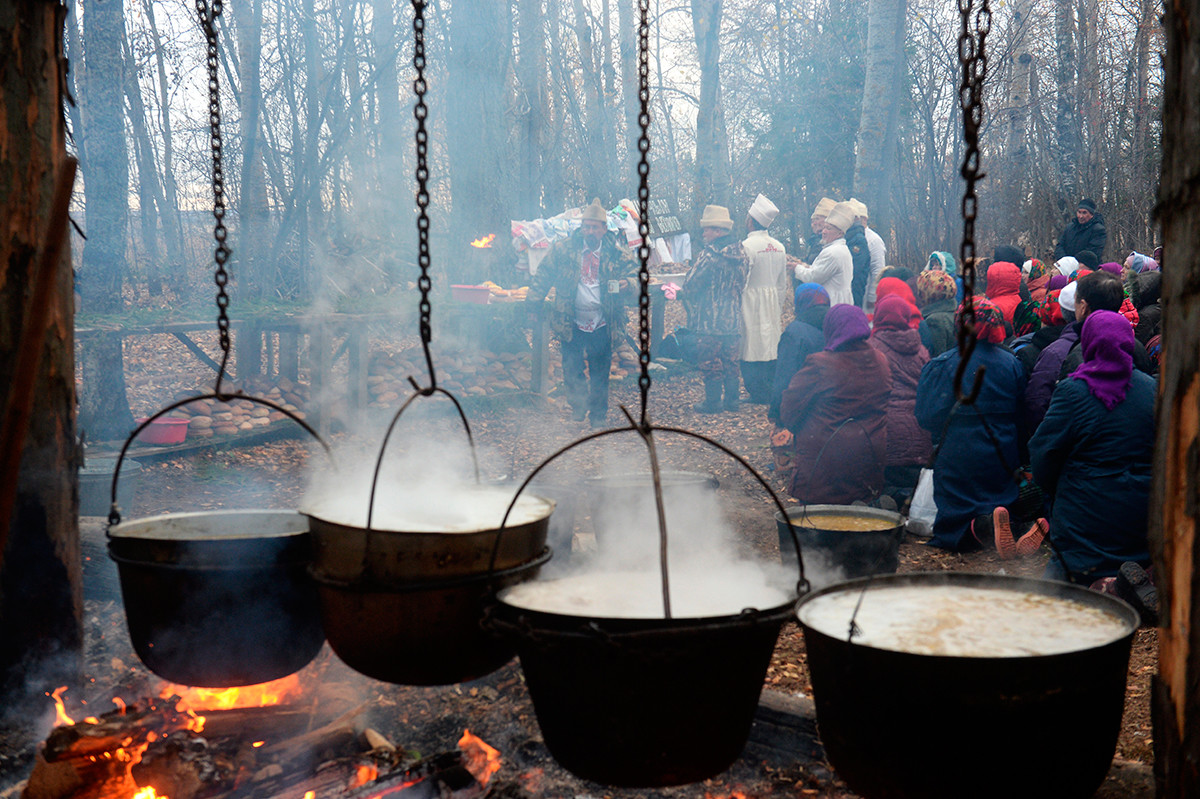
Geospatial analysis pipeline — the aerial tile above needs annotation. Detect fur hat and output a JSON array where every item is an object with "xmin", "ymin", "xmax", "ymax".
[
  {"xmin": 582, "ymin": 197, "xmax": 607, "ymax": 223},
  {"xmin": 748, "ymin": 194, "xmax": 780, "ymax": 227},
  {"xmin": 699, "ymin": 204, "xmax": 734, "ymax": 230},
  {"xmin": 824, "ymin": 202, "xmax": 856, "ymax": 233},
  {"xmin": 811, "ymin": 197, "xmax": 837, "ymax": 219},
  {"xmin": 847, "ymin": 198, "xmax": 869, "ymax": 219}
]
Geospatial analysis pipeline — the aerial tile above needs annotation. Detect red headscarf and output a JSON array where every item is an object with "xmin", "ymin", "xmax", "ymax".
[
  {"xmin": 874, "ymin": 277, "xmax": 922, "ymax": 329},
  {"xmin": 984, "ymin": 261, "xmax": 1022, "ymax": 324},
  {"xmin": 871, "ymin": 295, "xmax": 913, "ymax": 333},
  {"xmin": 956, "ymin": 296, "xmax": 1007, "ymax": 344}
]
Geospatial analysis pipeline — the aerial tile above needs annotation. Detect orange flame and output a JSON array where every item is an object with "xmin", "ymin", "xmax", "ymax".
[
  {"xmin": 48, "ymin": 686, "xmax": 74, "ymax": 726},
  {"xmin": 161, "ymin": 674, "xmax": 303, "ymax": 711},
  {"xmin": 458, "ymin": 729, "xmax": 501, "ymax": 785},
  {"xmin": 304, "ymin": 793, "xmax": 315, "ymax": 799},
  {"xmin": 133, "ymin": 786, "xmax": 166, "ymax": 799},
  {"xmin": 470, "ymin": 234, "xmax": 496, "ymax": 248},
  {"xmin": 351, "ymin": 763, "xmax": 379, "ymax": 788}
]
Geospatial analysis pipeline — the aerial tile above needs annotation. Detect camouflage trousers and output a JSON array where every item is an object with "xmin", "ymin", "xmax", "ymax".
[{"xmin": 695, "ymin": 333, "xmax": 740, "ymax": 379}]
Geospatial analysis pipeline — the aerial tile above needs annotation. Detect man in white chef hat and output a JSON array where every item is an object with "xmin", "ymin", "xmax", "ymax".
[{"xmin": 739, "ymin": 194, "xmax": 790, "ymax": 405}]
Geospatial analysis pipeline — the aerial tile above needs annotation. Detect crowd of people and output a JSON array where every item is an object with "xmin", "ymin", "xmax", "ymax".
[{"xmin": 528, "ymin": 193, "xmax": 1161, "ymax": 620}]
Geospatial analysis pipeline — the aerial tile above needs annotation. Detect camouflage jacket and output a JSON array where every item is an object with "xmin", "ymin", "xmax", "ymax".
[
  {"xmin": 682, "ymin": 234, "xmax": 750, "ymax": 336},
  {"xmin": 526, "ymin": 228, "xmax": 639, "ymax": 343}
]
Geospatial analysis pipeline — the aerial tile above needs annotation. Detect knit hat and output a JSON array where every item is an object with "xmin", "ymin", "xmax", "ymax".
[
  {"xmin": 823, "ymin": 304, "xmax": 871, "ymax": 351},
  {"xmin": 1058, "ymin": 281, "xmax": 1079, "ymax": 314},
  {"xmin": 748, "ymin": 194, "xmax": 779, "ymax": 227},
  {"xmin": 794, "ymin": 282, "xmax": 830, "ymax": 312},
  {"xmin": 1076, "ymin": 249, "xmax": 1100, "ymax": 271},
  {"xmin": 1098, "ymin": 262, "xmax": 1123, "ymax": 276},
  {"xmin": 917, "ymin": 269, "xmax": 958, "ymax": 305},
  {"xmin": 956, "ymin": 296, "xmax": 1007, "ymax": 344},
  {"xmin": 847, "ymin": 198, "xmax": 869, "ymax": 219},
  {"xmin": 699, "ymin": 204, "xmax": 734, "ymax": 230},
  {"xmin": 811, "ymin": 197, "xmax": 837, "ymax": 219},
  {"xmin": 825, "ymin": 202, "xmax": 856, "ymax": 233},
  {"xmin": 993, "ymin": 245, "xmax": 1025, "ymax": 266},
  {"xmin": 1078, "ymin": 198, "xmax": 1098, "ymax": 213},
  {"xmin": 582, "ymin": 197, "xmax": 607, "ymax": 223},
  {"xmin": 1055, "ymin": 256, "xmax": 1080, "ymax": 278},
  {"xmin": 1047, "ymin": 274, "xmax": 1069, "ymax": 292}
]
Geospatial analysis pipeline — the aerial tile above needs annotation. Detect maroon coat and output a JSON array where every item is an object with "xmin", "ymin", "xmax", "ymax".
[
  {"xmin": 870, "ymin": 327, "xmax": 933, "ymax": 467},
  {"xmin": 780, "ymin": 342, "xmax": 891, "ymax": 504}
]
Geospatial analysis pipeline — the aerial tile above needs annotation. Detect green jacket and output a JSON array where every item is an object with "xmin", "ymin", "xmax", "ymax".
[{"xmin": 527, "ymin": 228, "xmax": 639, "ymax": 343}]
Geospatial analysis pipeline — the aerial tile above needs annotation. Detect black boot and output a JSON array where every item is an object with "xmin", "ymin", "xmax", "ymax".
[
  {"xmin": 693, "ymin": 377, "xmax": 722, "ymax": 413},
  {"xmin": 723, "ymin": 372, "xmax": 742, "ymax": 411}
]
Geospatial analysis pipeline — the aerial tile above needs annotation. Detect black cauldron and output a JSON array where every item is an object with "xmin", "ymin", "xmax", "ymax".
[
  {"xmin": 774, "ymin": 504, "xmax": 905, "ymax": 588},
  {"xmin": 488, "ymin": 595, "xmax": 794, "ymax": 787},
  {"xmin": 107, "ymin": 510, "xmax": 324, "ymax": 687},
  {"xmin": 795, "ymin": 572, "xmax": 1139, "ymax": 799}
]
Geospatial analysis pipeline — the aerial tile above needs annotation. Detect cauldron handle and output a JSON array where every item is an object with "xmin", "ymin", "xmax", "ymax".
[
  {"xmin": 492, "ymin": 408, "xmax": 811, "ymax": 612},
  {"xmin": 361, "ymin": 383, "xmax": 480, "ymax": 578},
  {"xmin": 107, "ymin": 393, "xmax": 333, "ymax": 528}
]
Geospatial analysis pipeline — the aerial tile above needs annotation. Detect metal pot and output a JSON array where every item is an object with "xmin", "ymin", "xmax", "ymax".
[
  {"xmin": 79, "ymin": 457, "xmax": 141, "ymax": 516},
  {"xmin": 487, "ymin": 595, "xmax": 794, "ymax": 787},
  {"xmin": 585, "ymin": 470, "xmax": 719, "ymax": 548},
  {"xmin": 305, "ymin": 492, "xmax": 554, "ymax": 685},
  {"xmin": 313, "ymin": 548, "xmax": 550, "ymax": 685},
  {"xmin": 795, "ymin": 572, "xmax": 1139, "ymax": 799},
  {"xmin": 107, "ymin": 510, "xmax": 325, "ymax": 687},
  {"xmin": 774, "ymin": 505, "xmax": 905, "ymax": 589}
]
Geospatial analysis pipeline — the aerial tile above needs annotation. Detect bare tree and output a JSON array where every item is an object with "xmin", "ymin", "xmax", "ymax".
[
  {"xmin": 853, "ymin": 0, "xmax": 907, "ymax": 230},
  {"xmin": 690, "ymin": 0, "xmax": 731, "ymax": 212}
]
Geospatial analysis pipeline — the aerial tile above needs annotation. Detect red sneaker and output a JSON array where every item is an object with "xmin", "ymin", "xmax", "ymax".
[
  {"xmin": 1016, "ymin": 518, "xmax": 1049, "ymax": 556},
  {"xmin": 993, "ymin": 507, "xmax": 1016, "ymax": 560}
]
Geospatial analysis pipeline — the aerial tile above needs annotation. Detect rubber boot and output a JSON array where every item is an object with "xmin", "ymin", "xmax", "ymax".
[
  {"xmin": 723, "ymin": 371, "xmax": 742, "ymax": 411},
  {"xmin": 693, "ymin": 376, "xmax": 722, "ymax": 413}
]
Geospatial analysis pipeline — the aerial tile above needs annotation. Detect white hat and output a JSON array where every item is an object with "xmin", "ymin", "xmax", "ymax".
[
  {"xmin": 1059, "ymin": 281, "xmax": 1078, "ymax": 314},
  {"xmin": 748, "ymin": 193, "xmax": 779, "ymax": 227},
  {"xmin": 1055, "ymin": 256, "xmax": 1080, "ymax": 277},
  {"xmin": 825, "ymin": 202, "xmax": 856, "ymax": 233},
  {"xmin": 847, "ymin": 198, "xmax": 869, "ymax": 219},
  {"xmin": 1021, "ymin": 259, "xmax": 1034, "ymax": 277}
]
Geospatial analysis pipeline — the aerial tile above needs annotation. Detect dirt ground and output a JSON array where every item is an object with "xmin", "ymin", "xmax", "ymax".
[{"xmin": 65, "ymin": 331, "xmax": 1155, "ymax": 794}]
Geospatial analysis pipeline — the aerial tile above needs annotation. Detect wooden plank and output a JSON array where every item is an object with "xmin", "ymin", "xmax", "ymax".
[{"xmin": 171, "ymin": 331, "xmax": 226, "ymax": 377}]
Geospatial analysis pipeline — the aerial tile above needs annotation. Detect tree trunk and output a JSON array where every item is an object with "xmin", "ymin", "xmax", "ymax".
[
  {"xmin": 998, "ymin": 0, "xmax": 1033, "ymax": 245},
  {"xmin": 76, "ymin": 0, "xmax": 135, "ymax": 440},
  {"xmin": 571, "ymin": 0, "xmax": 615, "ymax": 198},
  {"xmin": 0, "ymin": 0, "xmax": 83, "ymax": 722},
  {"xmin": 516, "ymin": 0, "xmax": 548, "ymax": 218},
  {"xmin": 122, "ymin": 30, "xmax": 165, "ymax": 297},
  {"xmin": 691, "ymin": 0, "xmax": 731, "ymax": 215},
  {"xmin": 1053, "ymin": 0, "xmax": 1079, "ymax": 203},
  {"xmin": 142, "ymin": 0, "xmax": 187, "ymax": 297},
  {"xmin": 852, "ymin": 0, "xmax": 906, "ymax": 229},
  {"xmin": 1152, "ymin": 0, "xmax": 1200, "ymax": 793},
  {"xmin": 372, "ymin": 0, "xmax": 406, "ymax": 287},
  {"xmin": 233, "ymin": 0, "xmax": 267, "ymax": 374},
  {"xmin": 618, "ymin": 0, "xmax": 640, "ymax": 194},
  {"xmin": 446, "ymin": 0, "xmax": 513, "ymax": 283}
]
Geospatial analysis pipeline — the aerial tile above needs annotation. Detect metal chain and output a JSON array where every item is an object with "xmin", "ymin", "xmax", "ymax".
[
  {"xmin": 411, "ymin": 0, "xmax": 436, "ymax": 391},
  {"xmin": 635, "ymin": 0, "xmax": 652, "ymax": 427},
  {"xmin": 953, "ymin": 0, "xmax": 991, "ymax": 404},
  {"xmin": 196, "ymin": 0, "xmax": 232, "ymax": 395}
]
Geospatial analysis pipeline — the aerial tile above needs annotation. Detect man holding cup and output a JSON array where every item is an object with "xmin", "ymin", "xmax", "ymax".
[{"xmin": 528, "ymin": 198, "xmax": 639, "ymax": 429}]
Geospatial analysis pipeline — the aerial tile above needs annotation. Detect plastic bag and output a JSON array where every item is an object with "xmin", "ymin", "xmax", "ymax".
[{"xmin": 908, "ymin": 468, "xmax": 937, "ymax": 536}]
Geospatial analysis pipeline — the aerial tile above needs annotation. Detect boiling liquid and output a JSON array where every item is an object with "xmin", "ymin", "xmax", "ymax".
[
  {"xmin": 303, "ymin": 487, "xmax": 551, "ymax": 532},
  {"xmin": 501, "ymin": 567, "xmax": 793, "ymax": 619},
  {"xmin": 798, "ymin": 584, "xmax": 1131, "ymax": 657},
  {"xmin": 789, "ymin": 513, "xmax": 897, "ymax": 531}
]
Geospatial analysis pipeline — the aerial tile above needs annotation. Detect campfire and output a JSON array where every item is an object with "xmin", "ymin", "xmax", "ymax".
[
  {"xmin": 24, "ymin": 674, "xmax": 500, "ymax": 799},
  {"xmin": 468, "ymin": 234, "xmax": 496, "ymax": 248}
]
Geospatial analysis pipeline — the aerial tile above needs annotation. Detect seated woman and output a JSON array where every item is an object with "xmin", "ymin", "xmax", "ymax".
[
  {"xmin": 870, "ymin": 296, "xmax": 932, "ymax": 502},
  {"xmin": 1029, "ymin": 310, "xmax": 1155, "ymax": 584},
  {"xmin": 780, "ymin": 304, "xmax": 891, "ymax": 504},
  {"xmin": 915, "ymin": 297, "xmax": 1028, "ymax": 552},
  {"xmin": 768, "ymin": 284, "xmax": 830, "ymax": 484}
]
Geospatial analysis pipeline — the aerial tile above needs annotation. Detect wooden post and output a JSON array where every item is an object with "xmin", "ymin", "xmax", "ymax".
[{"xmin": 1151, "ymin": 0, "xmax": 1200, "ymax": 793}]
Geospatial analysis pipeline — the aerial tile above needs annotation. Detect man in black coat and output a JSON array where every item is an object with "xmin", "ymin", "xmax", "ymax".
[{"xmin": 1054, "ymin": 197, "xmax": 1107, "ymax": 260}]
